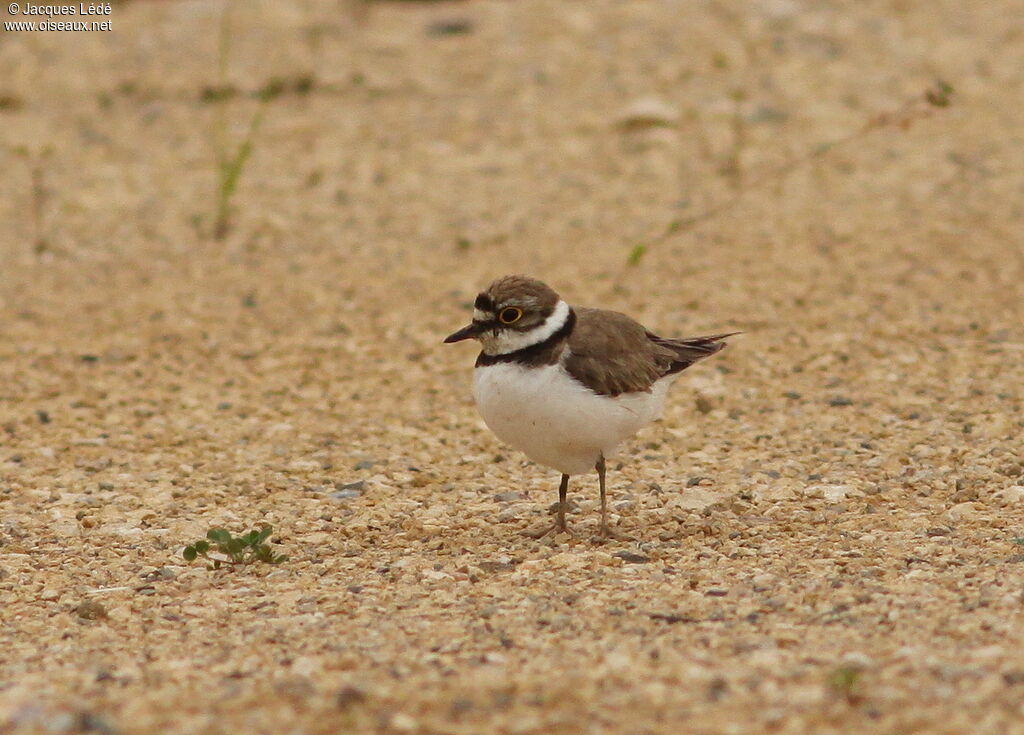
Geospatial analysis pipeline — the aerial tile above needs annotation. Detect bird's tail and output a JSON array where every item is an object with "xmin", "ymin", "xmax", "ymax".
[{"xmin": 649, "ymin": 331, "xmax": 739, "ymax": 375}]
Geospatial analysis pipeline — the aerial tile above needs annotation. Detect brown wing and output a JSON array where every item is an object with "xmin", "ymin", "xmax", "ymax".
[
  {"xmin": 647, "ymin": 332, "xmax": 739, "ymax": 375},
  {"xmin": 564, "ymin": 308, "xmax": 677, "ymax": 396},
  {"xmin": 564, "ymin": 308, "xmax": 735, "ymax": 396}
]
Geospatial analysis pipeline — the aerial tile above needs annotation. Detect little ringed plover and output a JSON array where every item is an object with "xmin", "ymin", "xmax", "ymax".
[{"xmin": 445, "ymin": 275, "xmax": 735, "ymax": 538}]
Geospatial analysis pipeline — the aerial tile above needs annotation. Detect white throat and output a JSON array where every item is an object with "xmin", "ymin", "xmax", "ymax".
[{"xmin": 479, "ymin": 299, "xmax": 571, "ymax": 356}]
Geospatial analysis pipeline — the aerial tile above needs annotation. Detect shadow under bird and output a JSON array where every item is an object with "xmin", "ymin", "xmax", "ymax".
[{"xmin": 445, "ymin": 275, "xmax": 737, "ymax": 538}]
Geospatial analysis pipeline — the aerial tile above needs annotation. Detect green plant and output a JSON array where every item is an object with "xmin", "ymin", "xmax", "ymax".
[
  {"xmin": 827, "ymin": 665, "xmax": 864, "ymax": 703},
  {"xmin": 719, "ymin": 87, "xmax": 748, "ymax": 186},
  {"xmin": 624, "ymin": 79, "xmax": 955, "ymax": 265},
  {"xmin": 626, "ymin": 243, "xmax": 647, "ymax": 266},
  {"xmin": 183, "ymin": 525, "xmax": 287, "ymax": 569},
  {"xmin": 11, "ymin": 145, "xmax": 55, "ymax": 253},
  {"xmin": 925, "ymin": 80, "xmax": 954, "ymax": 108},
  {"xmin": 208, "ymin": 2, "xmax": 269, "ymax": 240}
]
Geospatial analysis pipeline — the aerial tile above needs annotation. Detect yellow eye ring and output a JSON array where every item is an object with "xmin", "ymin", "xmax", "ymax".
[{"xmin": 498, "ymin": 307, "xmax": 523, "ymax": 324}]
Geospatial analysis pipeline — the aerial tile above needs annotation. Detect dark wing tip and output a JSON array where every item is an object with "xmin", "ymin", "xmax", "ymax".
[
  {"xmin": 691, "ymin": 331, "xmax": 742, "ymax": 344},
  {"xmin": 654, "ymin": 331, "xmax": 739, "ymax": 376},
  {"xmin": 654, "ymin": 331, "xmax": 740, "ymax": 351}
]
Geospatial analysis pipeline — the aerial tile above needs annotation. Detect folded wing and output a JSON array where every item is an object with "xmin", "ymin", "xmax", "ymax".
[
  {"xmin": 648, "ymin": 332, "xmax": 739, "ymax": 376},
  {"xmin": 564, "ymin": 308, "xmax": 736, "ymax": 397}
]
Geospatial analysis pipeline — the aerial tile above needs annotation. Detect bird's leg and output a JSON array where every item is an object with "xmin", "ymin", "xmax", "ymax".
[
  {"xmin": 555, "ymin": 473, "xmax": 570, "ymax": 533},
  {"xmin": 596, "ymin": 455, "xmax": 610, "ymax": 537},
  {"xmin": 595, "ymin": 456, "xmax": 632, "ymax": 541},
  {"xmin": 525, "ymin": 473, "xmax": 572, "ymax": 538}
]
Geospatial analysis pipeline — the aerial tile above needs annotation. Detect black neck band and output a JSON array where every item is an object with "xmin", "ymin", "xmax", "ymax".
[{"xmin": 476, "ymin": 308, "xmax": 576, "ymax": 367}]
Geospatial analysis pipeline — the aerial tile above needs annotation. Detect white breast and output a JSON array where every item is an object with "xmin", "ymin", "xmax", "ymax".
[{"xmin": 472, "ymin": 362, "xmax": 674, "ymax": 475}]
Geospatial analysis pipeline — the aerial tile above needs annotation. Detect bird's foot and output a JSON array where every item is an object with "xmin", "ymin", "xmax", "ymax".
[
  {"xmin": 594, "ymin": 522, "xmax": 633, "ymax": 542},
  {"xmin": 524, "ymin": 520, "xmax": 573, "ymax": 540}
]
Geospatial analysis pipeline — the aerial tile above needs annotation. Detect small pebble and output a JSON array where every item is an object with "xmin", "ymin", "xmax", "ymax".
[
  {"xmin": 75, "ymin": 600, "xmax": 108, "ymax": 621},
  {"xmin": 613, "ymin": 551, "xmax": 649, "ymax": 564},
  {"xmin": 427, "ymin": 18, "xmax": 474, "ymax": 36},
  {"xmin": 615, "ymin": 96, "xmax": 677, "ymax": 130}
]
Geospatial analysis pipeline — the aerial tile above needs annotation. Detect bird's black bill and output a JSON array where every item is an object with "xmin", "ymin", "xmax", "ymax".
[{"xmin": 444, "ymin": 322, "xmax": 484, "ymax": 344}]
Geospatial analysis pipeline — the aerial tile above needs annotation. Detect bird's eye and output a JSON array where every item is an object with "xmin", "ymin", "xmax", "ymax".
[{"xmin": 498, "ymin": 307, "xmax": 523, "ymax": 324}]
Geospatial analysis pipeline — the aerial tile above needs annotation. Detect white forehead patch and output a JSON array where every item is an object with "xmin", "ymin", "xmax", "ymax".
[
  {"xmin": 473, "ymin": 308, "xmax": 492, "ymax": 322},
  {"xmin": 478, "ymin": 300, "xmax": 570, "ymax": 356}
]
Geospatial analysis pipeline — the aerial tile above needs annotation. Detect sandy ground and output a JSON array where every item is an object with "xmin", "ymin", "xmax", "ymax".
[{"xmin": 2, "ymin": 0, "xmax": 1024, "ymax": 733}]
